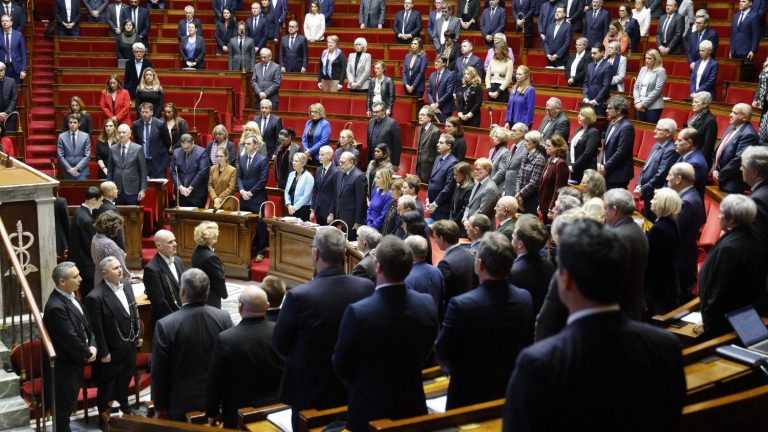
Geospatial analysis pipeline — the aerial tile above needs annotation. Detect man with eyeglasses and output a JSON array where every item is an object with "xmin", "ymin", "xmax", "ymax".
[
  {"xmin": 711, "ymin": 103, "xmax": 758, "ymax": 193},
  {"xmin": 634, "ymin": 118, "xmax": 679, "ymax": 220},
  {"xmin": 686, "ymin": 12, "xmax": 719, "ymax": 69}
]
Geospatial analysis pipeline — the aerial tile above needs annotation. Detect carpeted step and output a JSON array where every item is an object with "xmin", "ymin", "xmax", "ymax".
[
  {"xmin": 30, "ymin": 107, "xmax": 55, "ymax": 115},
  {"xmin": 31, "ymin": 97, "xmax": 51, "ymax": 105},
  {"xmin": 26, "ymin": 145, "xmax": 57, "ymax": 154},
  {"xmin": 250, "ymin": 259, "xmax": 270, "ymax": 282}
]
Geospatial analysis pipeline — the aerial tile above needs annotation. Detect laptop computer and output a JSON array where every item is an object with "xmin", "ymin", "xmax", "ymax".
[{"xmin": 726, "ymin": 306, "xmax": 768, "ymax": 355}]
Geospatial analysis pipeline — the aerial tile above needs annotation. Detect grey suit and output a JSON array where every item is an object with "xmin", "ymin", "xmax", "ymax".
[
  {"xmin": 632, "ymin": 66, "xmax": 667, "ymax": 110},
  {"xmin": 346, "ymin": 52, "xmax": 372, "ymax": 90},
  {"xmin": 432, "ymin": 15, "xmax": 461, "ymax": 49},
  {"xmin": 84, "ymin": 0, "xmax": 107, "ymax": 21},
  {"xmin": 463, "ymin": 178, "xmax": 500, "ymax": 222},
  {"xmin": 415, "ymin": 124, "xmax": 441, "ymax": 181},
  {"xmin": 107, "ymin": 143, "xmax": 148, "ymax": 204},
  {"xmin": 503, "ymin": 141, "xmax": 527, "ymax": 196},
  {"xmin": 490, "ymin": 145, "xmax": 510, "ymax": 187},
  {"xmin": 359, "ymin": 0, "xmax": 386, "ymax": 28},
  {"xmin": 227, "ymin": 35, "xmax": 256, "ymax": 72},
  {"xmin": 251, "ymin": 61, "xmax": 282, "ymax": 108},
  {"xmin": 57, "ymin": 130, "xmax": 91, "ymax": 179},
  {"xmin": 539, "ymin": 111, "xmax": 570, "ymax": 142},
  {"xmin": 351, "ymin": 251, "xmax": 376, "ymax": 283}
]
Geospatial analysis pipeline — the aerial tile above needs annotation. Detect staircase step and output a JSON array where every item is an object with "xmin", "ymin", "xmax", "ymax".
[
  {"xmin": 0, "ymin": 370, "xmax": 19, "ymax": 398},
  {"xmin": 31, "ymin": 98, "xmax": 50, "ymax": 105},
  {"xmin": 0, "ymin": 342, "xmax": 8, "ymax": 370},
  {"xmin": 30, "ymin": 107, "xmax": 55, "ymax": 115},
  {"xmin": 0, "ymin": 395, "xmax": 30, "ymax": 430}
]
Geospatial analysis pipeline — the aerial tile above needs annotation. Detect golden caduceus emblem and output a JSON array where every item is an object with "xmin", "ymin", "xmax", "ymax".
[{"xmin": 4, "ymin": 220, "xmax": 38, "ymax": 277}]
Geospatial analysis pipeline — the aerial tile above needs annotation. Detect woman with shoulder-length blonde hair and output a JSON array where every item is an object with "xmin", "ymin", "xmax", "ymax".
[
  {"xmin": 302, "ymin": 103, "xmax": 331, "ymax": 163},
  {"xmin": 633, "ymin": 48, "xmax": 667, "ymax": 123},
  {"xmin": 239, "ymin": 121, "xmax": 266, "ymax": 157},
  {"xmin": 366, "ymin": 167, "xmax": 394, "ymax": 231},
  {"xmin": 100, "ymin": 74, "xmax": 132, "ymax": 126},
  {"xmin": 191, "ymin": 221, "xmax": 229, "ymax": 308},
  {"xmin": 317, "ymin": 35, "xmax": 346, "ymax": 92},
  {"xmin": 207, "ymin": 146, "xmax": 238, "ymax": 211},
  {"xmin": 135, "ymin": 67, "xmax": 164, "ymax": 118},
  {"xmin": 568, "ymin": 106, "xmax": 600, "ymax": 183},
  {"xmin": 62, "ymin": 95, "xmax": 93, "ymax": 134}
]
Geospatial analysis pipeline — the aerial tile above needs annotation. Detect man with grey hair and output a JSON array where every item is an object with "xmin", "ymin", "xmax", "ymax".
[
  {"xmin": 436, "ymin": 231, "xmax": 532, "ymax": 409},
  {"xmin": 466, "ymin": 213, "xmax": 491, "ymax": 251},
  {"xmin": 695, "ymin": 194, "xmax": 767, "ymax": 338},
  {"xmin": 395, "ymin": 194, "xmax": 418, "ymax": 237},
  {"xmin": 152, "ymin": 268, "xmax": 233, "ymax": 421},
  {"xmin": 206, "ymin": 286, "xmax": 284, "ymax": 428},
  {"xmin": 311, "ymin": 145, "xmax": 339, "ymax": 226},
  {"xmin": 503, "ymin": 123, "xmax": 529, "ymax": 196},
  {"xmin": 334, "ymin": 235, "xmax": 438, "ymax": 431},
  {"xmin": 635, "ymin": 118, "xmax": 678, "ymax": 220},
  {"xmin": 712, "ymin": 102, "xmax": 758, "ymax": 193},
  {"xmin": 742, "ymin": 146, "xmax": 768, "ymax": 248},
  {"xmin": 273, "ymin": 226, "xmax": 374, "ymax": 431},
  {"xmin": 367, "ymin": 100, "xmax": 403, "ymax": 168},
  {"xmin": 604, "ymin": 188, "xmax": 648, "ymax": 321},
  {"xmin": 352, "ymin": 225, "xmax": 381, "ymax": 283},
  {"xmin": 666, "ymin": 162, "xmax": 704, "ymax": 301},
  {"xmin": 255, "ymin": 98, "xmax": 283, "ymax": 158},
  {"xmin": 123, "ymin": 41, "xmax": 152, "ymax": 98},
  {"xmin": 404, "ymin": 235, "xmax": 443, "ymax": 310},
  {"xmin": 687, "ymin": 12, "xmax": 719, "ymax": 68},
  {"xmin": 251, "ymin": 47, "xmax": 282, "ymax": 109},
  {"xmin": 44, "ymin": 261, "xmax": 97, "ymax": 432},
  {"xmin": 328, "ymin": 151, "xmax": 367, "ymax": 239},
  {"xmin": 673, "ymin": 127, "xmax": 707, "ymax": 195},
  {"xmin": 539, "ymin": 97, "xmax": 570, "ymax": 141}
]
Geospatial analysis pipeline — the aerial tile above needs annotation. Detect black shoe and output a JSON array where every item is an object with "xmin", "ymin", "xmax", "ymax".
[{"xmin": 120, "ymin": 406, "xmax": 136, "ymax": 416}]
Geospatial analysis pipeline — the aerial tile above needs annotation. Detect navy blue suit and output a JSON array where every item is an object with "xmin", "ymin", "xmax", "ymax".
[
  {"xmin": 687, "ymin": 28, "xmax": 719, "ymax": 64},
  {"xmin": 319, "ymin": 0, "xmax": 333, "ymax": 26},
  {"xmin": 656, "ymin": 13, "xmax": 684, "ymax": 54},
  {"xmin": 624, "ymin": 17, "xmax": 641, "ymax": 51},
  {"xmin": 246, "ymin": 15, "xmax": 271, "ymax": 49},
  {"xmin": 436, "ymin": 279, "xmax": 533, "ymax": 409},
  {"xmin": 730, "ymin": 9, "xmax": 761, "ymax": 59},
  {"xmin": 714, "ymin": 123, "xmax": 758, "ymax": 193},
  {"xmin": 403, "ymin": 53, "xmax": 427, "ymax": 96},
  {"xmin": 427, "ymin": 69, "xmax": 456, "ymax": 122},
  {"xmin": 405, "ymin": 261, "xmax": 444, "ymax": 312},
  {"xmin": 637, "ymin": 140, "xmax": 678, "ymax": 212},
  {"xmin": 334, "ymin": 284, "xmax": 438, "ymax": 432},
  {"xmin": 237, "ymin": 152, "xmax": 268, "ymax": 212},
  {"xmin": 330, "ymin": 168, "xmax": 367, "ymax": 238},
  {"xmin": 480, "ymin": 6, "xmax": 506, "ymax": 46},
  {"xmin": 677, "ymin": 149, "xmax": 708, "ymax": 196},
  {"xmin": 427, "ymin": 153, "xmax": 458, "ymax": 220},
  {"xmin": 583, "ymin": 8, "xmax": 609, "ymax": 47},
  {"xmin": 455, "ymin": 54, "xmax": 485, "ymax": 82},
  {"xmin": 279, "ymin": 33, "xmax": 308, "ymax": 72},
  {"xmin": 537, "ymin": 1, "xmax": 557, "ymax": 38},
  {"xmin": 543, "ymin": 20, "xmax": 571, "ymax": 68},
  {"xmin": 511, "ymin": 0, "xmax": 534, "ymax": 46},
  {"xmin": 601, "ymin": 117, "xmax": 635, "ymax": 188},
  {"xmin": 437, "ymin": 244, "xmax": 475, "ymax": 315},
  {"xmin": 0, "ymin": 30, "xmax": 26, "ymax": 81},
  {"xmin": 170, "ymin": 145, "xmax": 210, "ymax": 207},
  {"xmin": 582, "ymin": 59, "xmax": 612, "ymax": 114},
  {"xmin": 55, "ymin": 0, "xmax": 82, "ymax": 36},
  {"xmin": 690, "ymin": 59, "xmax": 718, "ymax": 100},
  {"xmin": 509, "ymin": 253, "xmax": 554, "ymax": 315},
  {"xmin": 132, "ymin": 118, "xmax": 170, "ymax": 179},
  {"xmin": 675, "ymin": 186, "xmax": 705, "ymax": 298},
  {"xmin": 392, "ymin": 9, "xmax": 422, "ymax": 43},
  {"xmin": 311, "ymin": 163, "xmax": 340, "ymax": 224}
]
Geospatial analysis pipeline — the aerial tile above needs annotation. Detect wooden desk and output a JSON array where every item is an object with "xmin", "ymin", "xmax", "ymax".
[
  {"xmin": 66, "ymin": 205, "xmax": 144, "ymax": 269},
  {"xmin": 266, "ymin": 219, "xmax": 363, "ymax": 287},
  {"xmin": 167, "ymin": 208, "xmax": 259, "ymax": 279}
]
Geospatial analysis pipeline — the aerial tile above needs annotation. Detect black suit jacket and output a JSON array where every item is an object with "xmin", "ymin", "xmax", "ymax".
[
  {"xmin": 367, "ymin": 76, "xmax": 396, "ymax": 113},
  {"xmin": 206, "ymin": 317, "xmax": 284, "ymax": 428},
  {"xmin": 84, "ymin": 280, "xmax": 141, "ymax": 362},
  {"xmin": 436, "ymin": 279, "xmax": 533, "ymax": 409},
  {"xmin": 121, "ymin": 6, "xmax": 150, "ymax": 42},
  {"xmin": 675, "ymin": 187, "xmax": 705, "ymax": 293},
  {"xmin": 392, "ymin": 9, "xmax": 422, "ymax": 42},
  {"xmin": 509, "ymin": 253, "xmax": 555, "ymax": 315},
  {"xmin": 311, "ymin": 163, "xmax": 339, "ymax": 222},
  {"xmin": 151, "ymin": 303, "xmax": 233, "ymax": 420},
  {"xmin": 237, "ymin": 152, "xmax": 269, "ymax": 212},
  {"xmin": 437, "ymin": 244, "xmax": 475, "ymax": 313},
  {"xmin": 330, "ymin": 168, "xmax": 367, "ymax": 228},
  {"xmin": 44, "ymin": 290, "xmax": 96, "ymax": 367},
  {"xmin": 132, "ymin": 117, "xmax": 170, "ymax": 178},
  {"xmin": 714, "ymin": 123, "xmax": 758, "ymax": 193},
  {"xmin": 751, "ymin": 180, "xmax": 768, "ymax": 248},
  {"xmin": 123, "ymin": 59, "xmax": 154, "ymax": 98},
  {"xmin": 69, "ymin": 206, "xmax": 96, "ymax": 277},
  {"xmin": 143, "ymin": 253, "xmax": 185, "ymax": 323},
  {"xmin": 656, "ymin": 12, "xmax": 684, "ymax": 54},
  {"xmin": 644, "ymin": 217, "xmax": 680, "ymax": 316},
  {"xmin": 564, "ymin": 52, "xmax": 588, "ymax": 87},
  {"xmin": 92, "ymin": 199, "xmax": 126, "ymax": 250},
  {"xmin": 334, "ymin": 284, "xmax": 438, "ymax": 432},
  {"xmin": 254, "ymin": 114, "xmax": 283, "ymax": 158},
  {"xmin": 191, "ymin": 246, "xmax": 229, "ymax": 308},
  {"xmin": 612, "ymin": 218, "xmax": 649, "ymax": 321},
  {"xmin": 272, "ymin": 268, "xmax": 374, "ymax": 411},
  {"xmin": 569, "ymin": 126, "xmax": 599, "ymax": 182},
  {"xmin": 279, "ymin": 33, "xmax": 308, "ymax": 72},
  {"xmin": 367, "ymin": 116, "xmax": 402, "ymax": 166},
  {"xmin": 504, "ymin": 312, "xmax": 685, "ymax": 431}
]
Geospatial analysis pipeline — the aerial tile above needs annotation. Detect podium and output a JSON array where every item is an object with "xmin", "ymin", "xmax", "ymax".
[
  {"xmin": 266, "ymin": 219, "xmax": 363, "ymax": 287},
  {"xmin": 167, "ymin": 208, "xmax": 259, "ymax": 279}
]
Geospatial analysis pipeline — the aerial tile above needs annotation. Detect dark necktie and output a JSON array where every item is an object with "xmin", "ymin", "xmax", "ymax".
[
  {"xmin": 289, "ymin": 35, "xmax": 294, "ymax": 49},
  {"xmin": 4, "ymin": 32, "xmax": 9, "ymax": 63},
  {"xmin": 144, "ymin": 122, "xmax": 151, "ymax": 158},
  {"xmin": 121, "ymin": 145, "xmax": 126, "ymax": 165},
  {"xmin": 247, "ymin": 155, "xmax": 252, "ymax": 170},
  {"xmin": 71, "ymin": 133, "xmax": 76, "ymax": 150},
  {"xmin": 239, "ymin": 37, "xmax": 243, "ymax": 51},
  {"xmin": 261, "ymin": 116, "xmax": 267, "ymax": 134}
]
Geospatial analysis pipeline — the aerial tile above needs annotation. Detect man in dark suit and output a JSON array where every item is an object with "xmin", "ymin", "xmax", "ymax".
[
  {"xmin": 367, "ymin": 101, "xmax": 402, "ymax": 167},
  {"xmin": 741, "ymin": 146, "xmax": 768, "ymax": 249},
  {"xmin": 310, "ymin": 146, "xmax": 338, "ymax": 226},
  {"xmin": 667, "ymin": 163, "xmax": 705, "ymax": 301},
  {"xmin": 93, "ymin": 181, "xmax": 126, "ymax": 250},
  {"xmin": 334, "ymin": 236, "xmax": 438, "ymax": 432},
  {"xmin": 238, "ymin": 134, "xmax": 270, "ymax": 256},
  {"xmin": 480, "ymin": 0, "xmax": 506, "ymax": 47},
  {"xmin": 228, "ymin": 22, "xmax": 255, "ymax": 72},
  {"xmin": 122, "ymin": 0, "xmax": 149, "ymax": 43},
  {"xmin": 177, "ymin": 5, "xmax": 203, "ymax": 39},
  {"xmin": 730, "ymin": 0, "xmax": 760, "ymax": 80},
  {"xmin": 393, "ymin": 0, "xmax": 422, "ymax": 44},
  {"xmin": 1, "ymin": 0, "xmax": 26, "ymax": 31},
  {"xmin": 509, "ymin": 214, "xmax": 554, "ymax": 315},
  {"xmin": 106, "ymin": 0, "xmax": 127, "ymax": 36},
  {"xmin": 84, "ymin": 0, "xmax": 107, "ymax": 21},
  {"xmin": 565, "ymin": 0, "xmax": 585, "ymax": 33},
  {"xmin": 414, "ymin": 106, "xmax": 441, "ymax": 182},
  {"xmin": 206, "ymin": 286, "xmax": 284, "ymax": 428},
  {"xmin": 55, "ymin": 0, "xmax": 82, "ymax": 36},
  {"xmin": 687, "ymin": 12, "xmax": 719, "ymax": 67},
  {"xmin": 279, "ymin": 20, "xmax": 308, "ymax": 72},
  {"xmin": 672, "ymin": 127, "xmax": 707, "ymax": 196},
  {"xmin": 604, "ymin": 188, "xmax": 648, "ymax": 321},
  {"xmin": 43, "ymin": 262, "xmax": 98, "ymax": 432},
  {"xmin": 539, "ymin": 97, "xmax": 570, "ymax": 141},
  {"xmin": 0, "ymin": 62, "xmax": 17, "ymax": 131},
  {"xmin": 437, "ymin": 232, "xmax": 532, "ymax": 409},
  {"xmin": 252, "ymin": 48, "xmax": 282, "ymax": 110},
  {"xmin": 273, "ymin": 227, "xmax": 374, "ymax": 431},
  {"xmin": 85, "ymin": 256, "xmax": 142, "ymax": 427},
  {"xmin": 712, "ymin": 103, "xmax": 759, "ymax": 193},
  {"xmin": 404, "ymin": 235, "xmax": 443, "ymax": 310},
  {"xmin": 254, "ymin": 99, "xmax": 282, "ymax": 158},
  {"xmin": 152, "ymin": 268, "xmax": 233, "ymax": 421},
  {"xmin": 537, "ymin": 0, "xmax": 558, "ymax": 43},
  {"xmin": 695, "ymin": 194, "xmax": 768, "ymax": 339},
  {"xmin": 634, "ymin": 118, "xmax": 679, "ymax": 220},
  {"xmin": 455, "ymin": 39, "xmax": 484, "ymax": 81},
  {"xmin": 542, "ymin": 5, "xmax": 571, "ymax": 68},
  {"xmin": 69, "ymin": 187, "xmax": 102, "ymax": 298},
  {"xmin": 359, "ymin": 0, "xmax": 385, "ymax": 28},
  {"xmin": 427, "ymin": 55, "xmax": 455, "ymax": 123},
  {"xmin": 0, "ymin": 15, "xmax": 26, "ymax": 81},
  {"xmin": 433, "ymin": 220, "xmax": 475, "ymax": 314},
  {"xmin": 582, "ymin": 43, "xmax": 611, "ymax": 115},
  {"xmin": 57, "ymin": 116, "xmax": 91, "ymax": 180},
  {"xmin": 123, "ymin": 43, "xmax": 153, "ymax": 98},
  {"xmin": 431, "ymin": 5, "xmax": 462, "ymax": 50},
  {"xmin": 583, "ymin": 0, "xmax": 609, "ymax": 47},
  {"xmin": 108, "ymin": 124, "xmax": 148, "ymax": 205},
  {"xmin": 132, "ymin": 102, "xmax": 170, "ymax": 179},
  {"xmin": 170, "ymin": 133, "xmax": 210, "ymax": 208},
  {"xmin": 351, "ymin": 225, "xmax": 380, "ymax": 283},
  {"xmin": 503, "ymin": 219, "xmax": 686, "ymax": 431},
  {"xmin": 328, "ymin": 152, "xmax": 367, "ymax": 240},
  {"xmin": 512, "ymin": 0, "xmax": 534, "ymax": 48},
  {"xmin": 656, "ymin": 0, "xmax": 684, "ymax": 55},
  {"xmin": 426, "ymin": 134, "xmax": 458, "ymax": 220},
  {"xmin": 213, "ymin": 0, "xmax": 244, "ymax": 21},
  {"xmin": 565, "ymin": 37, "xmax": 588, "ymax": 87},
  {"xmin": 143, "ymin": 229, "xmax": 186, "ymax": 325},
  {"xmin": 319, "ymin": 0, "xmax": 333, "ymax": 27},
  {"xmin": 246, "ymin": 2, "xmax": 271, "ymax": 50},
  {"xmin": 598, "ymin": 96, "xmax": 635, "ymax": 189},
  {"xmin": 494, "ymin": 196, "xmax": 517, "ymax": 239}
]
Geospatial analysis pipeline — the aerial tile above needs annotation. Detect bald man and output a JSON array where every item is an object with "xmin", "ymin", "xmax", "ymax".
[
  {"xmin": 712, "ymin": 103, "xmax": 759, "ymax": 193},
  {"xmin": 93, "ymin": 181, "xmax": 126, "ymax": 249},
  {"xmin": 143, "ymin": 229, "xmax": 185, "ymax": 324},
  {"xmin": 207, "ymin": 286, "xmax": 284, "ymax": 428},
  {"xmin": 108, "ymin": 124, "xmax": 147, "ymax": 205},
  {"xmin": 495, "ymin": 196, "xmax": 518, "ymax": 239}
]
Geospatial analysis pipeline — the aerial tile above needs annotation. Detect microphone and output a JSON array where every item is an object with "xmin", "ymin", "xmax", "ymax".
[
  {"xmin": 50, "ymin": 156, "xmax": 56, "ymax": 178},
  {"xmin": 174, "ymin": 165, "xmax": 180, "ymax": 208},
  {"xmin": 192, "ymin": 88, "xmax": 204, "ymax": 136}
]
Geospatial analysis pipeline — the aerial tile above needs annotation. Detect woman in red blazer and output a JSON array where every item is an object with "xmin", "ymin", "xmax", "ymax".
[
  {"xmin": 99, "ymin": 74, "xmax": 132, "ymax": 126},
  {"xmin": 538, "ymin": 134, "xmax": 570, "ymax": 224}
]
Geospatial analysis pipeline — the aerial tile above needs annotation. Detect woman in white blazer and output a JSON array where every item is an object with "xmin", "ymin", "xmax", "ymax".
[
  {"xmin": 284, "ymin": 152, "xmax": 315, "ymax": 220},
  {"xmin": 632, "ymin": 48, "xmax": 667, "ymax": 124},
  {"xmin": 303, "ymin": 2, "xmax": 326, "ymax": 42},
  {"xmin": 347, "ymin": 37, "xmax": 372, "ymax": 92}
]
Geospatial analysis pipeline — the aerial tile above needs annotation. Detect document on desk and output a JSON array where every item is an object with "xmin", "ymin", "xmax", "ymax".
[
  {"xmin": 427, "ymin": 395, "xmax": 447, "ymax": 413},
  {"xmin": 682, "ymin": 312, "xmax": 702, "ymax": 324},
  {"xmin": 267, "ymin": 408, "xmax": 293, "ymax": 432}
]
